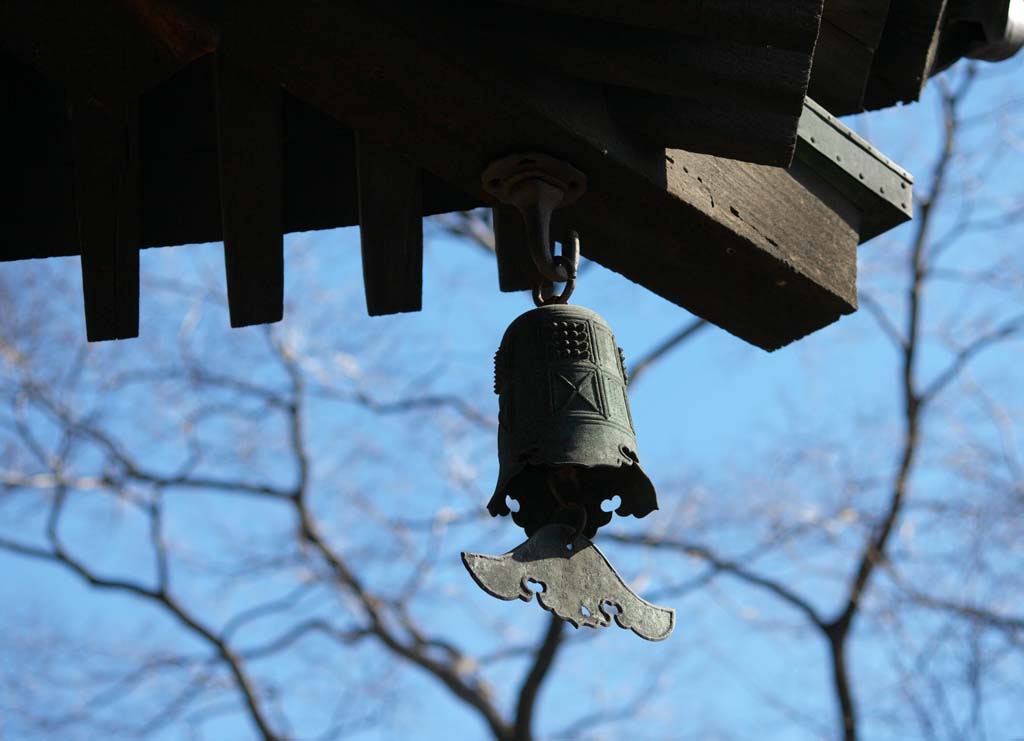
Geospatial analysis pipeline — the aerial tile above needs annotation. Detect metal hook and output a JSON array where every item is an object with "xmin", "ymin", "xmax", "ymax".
[{"xmin": 482, "ymin": 153, "xmax": 587, "ymax": 284}]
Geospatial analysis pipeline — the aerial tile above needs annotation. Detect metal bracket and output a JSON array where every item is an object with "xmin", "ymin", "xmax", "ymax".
[{"xmin": 482, "ymin": 153, "xmax": 587, "ymax": 283}]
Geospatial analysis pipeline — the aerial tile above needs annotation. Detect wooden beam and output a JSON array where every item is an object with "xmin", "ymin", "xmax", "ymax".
[
  {"xmin": 2, "ymin": 54, "xmax": 78, "ymax": 263},
  {"xmin": 379, "ymin": 2, "xmax": 816, "ymax": 166},
  {"xmin": 807, "ymin": 23, "xmax": 872, "ymax": 113},
  {"xmin": 2, "ymin": 0, "xmax": 214, "ymax": 340},
  {"xmin": 2, "ymin": 51, "xmax": 482, "ymax": 264},
  {"xmin": 827, "ymin": 0, "xmax": 894, "ymax": 44},
  {"xmin": 605, "ymin": 90, "xmax": 801, "ymax": 166},
  {"xmin": 864, "ymin": 0, "xmax": 949, "ymax": 110},
  {"xmin": 496, "ymin": 0, "xmax": 823, "ymax": 51},
  {"xmin": 70, "ymin": 99, "xmax": 141, "ymax": 342},
  {"xmin": 222, "ymin": 0, "xmax": 859, "ymax": 349},
  {"xmin": 808, "ymin": 0, "xmax": 892, "ymax": 115},
  {"xmin": 3, "ymin": 2, "xmax": 915, "ymax": 350},
  {"xmin": 493, "ymin": 207, "xmax": 543, "ymax": 293},
  {"xmin": 552, "ymin": 151, "xmax": 861, "ymax": 351},
  {"xmin": 0, "ymin": 0, "xmax": 216, "ymax": 102},
  {"xmin": 140, "ymin": 54, "xmax": 222, "ymax": 251},
  {"xmin": 213, "ymin": 50, "xmax": 284, "ymax": 328},
  {"xmin": 355, "ymin": 133, "xmax": 424, "ymax": 316}
]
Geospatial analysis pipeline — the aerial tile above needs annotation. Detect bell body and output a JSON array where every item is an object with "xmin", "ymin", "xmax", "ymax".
[{"xmin": 489, "ymin": 304, "xmax": 657, "ymax": 537}]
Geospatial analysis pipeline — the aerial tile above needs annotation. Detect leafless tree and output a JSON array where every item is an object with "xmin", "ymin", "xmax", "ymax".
[{"xmin": 606, "ymin": 63, "xmax": 1024, "ymax": 741}]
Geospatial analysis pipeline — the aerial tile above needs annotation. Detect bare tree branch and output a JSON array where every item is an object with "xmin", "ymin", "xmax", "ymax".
[
  {"xmin": 858, "ymin": 292, "xmax": 908, "ymax": 352},
  {"xmin": 607, "ymin": 534, "xmax": 826, "ymax": 629},
  {"xmin": 628, "ymin": 318, "xmax": 708, "ymax": 388},
  {"xmin": 0, "ymin": 536, "xmax": 281, "ymax": 740},
  {"xmin": 919, "ymin": 313, "xmax": 1024, "ymax": 404},
  {"xmin": 267, "ymin": 334, "xmax": 514, "ymax": 739},
  {"xmin": 436, "ymin": 210, "xmax": 497, "ymax": 254},
  {"xmin": 512, "ymin": 616, "xmax": 565, "ymax": 741},
  {"xmin": 821, "ymin": 67, "xmax": 977, "ymax": 741}
]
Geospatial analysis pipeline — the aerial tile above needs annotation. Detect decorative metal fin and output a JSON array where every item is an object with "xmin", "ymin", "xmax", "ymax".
[{"xmin": 461, "ymin": 524, "xmax": 675, "ymax": 641}]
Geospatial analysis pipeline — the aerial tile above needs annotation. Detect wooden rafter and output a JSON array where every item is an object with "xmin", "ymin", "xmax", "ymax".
[
  {"xmin": 213, "ymin": 49, "xmax": 285, "ymax": 328},
  {"xmin": 356, "ymin": 135, "xmax": 424, "ymax": 316}
]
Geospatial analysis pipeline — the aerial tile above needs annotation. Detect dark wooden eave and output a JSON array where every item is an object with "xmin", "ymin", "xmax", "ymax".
[
  {"xmin": 807, "ymin": 0, "xmax": 1006, "ymax": 114},
  {"xmin": 864, "ymin": 0, "xmax": 950, "ymax": 110},
  {"xmin": 808, "ymin": 0, "xmax": 894, "ymax": 114},
  {"xmin": 1, "ymin": 0, "xmax": 920, "ymax": 351}
]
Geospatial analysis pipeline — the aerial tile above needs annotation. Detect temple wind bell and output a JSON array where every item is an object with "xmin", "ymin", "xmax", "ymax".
[{"xmin": 461, "ymin": 154, "xmax": 675, "ymax": 641}]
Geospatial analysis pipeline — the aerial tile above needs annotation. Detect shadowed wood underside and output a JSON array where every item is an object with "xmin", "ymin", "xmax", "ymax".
[{"xmin": 0, "ymin": 0, "xmax": 946, "ymax": 349}]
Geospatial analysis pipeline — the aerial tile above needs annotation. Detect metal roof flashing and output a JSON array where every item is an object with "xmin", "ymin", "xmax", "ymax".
[{"xmin": 795, "ymin": 98, "xmax": 914, "ymax": 243}]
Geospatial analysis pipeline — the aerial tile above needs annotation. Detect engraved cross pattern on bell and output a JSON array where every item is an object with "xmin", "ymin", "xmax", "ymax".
[{"xmin": 542, "ymin": 317, "xmax": 632, "ymax": 433}]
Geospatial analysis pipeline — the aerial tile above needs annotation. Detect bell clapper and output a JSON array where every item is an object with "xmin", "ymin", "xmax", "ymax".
[
  {"xmin": 544, "ymin": 466, "xmax": 589, "ymax": 546},
  {"xmin": 462, "ymin": 155, "xmax": 675, "ymax": 641}
]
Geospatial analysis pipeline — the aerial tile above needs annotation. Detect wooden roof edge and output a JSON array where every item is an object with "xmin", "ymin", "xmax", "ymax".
[
  {"xmin": 2, "ymin": 0, "xmax": 917, "ymax": 350},
  {"xmin": 811, "ymin": 0, "xmax": 1023, "ymax": 116},
  {"xmin": 807, "ymin": 0, "xmax": 892, "ymax": 116}
]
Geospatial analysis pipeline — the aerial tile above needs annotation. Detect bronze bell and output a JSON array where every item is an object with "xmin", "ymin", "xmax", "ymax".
[
  {"xmin": 488, "ymin": 303, "xmax": 658, "ymax": 538},
  {"xmin": 465, "ymin": 154, "xmax": 673, "ymax": 641}
]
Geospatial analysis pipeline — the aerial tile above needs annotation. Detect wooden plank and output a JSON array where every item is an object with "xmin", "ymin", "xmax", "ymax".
[
  {"xmin": 0, "ymin": 0, "xmax": 216, "ymax": 102},
  {"xmin": 2, "ymin": 54, "xmax": 78, "ymax": 263},
  {"xmin": 356, "ymin": 133, "xmax": 424, "ymax": 315},
  {"xmin": 376, "ymin": 2, "xmax": 814, "ymax": 165},
  {"xmin": 552, "ymin": 151, "xmax": 861, "ymax": 350},
  {"xmin": 221, "ymin": 0, "xmax": 860, "ymax": 350},
  {"xmin": 444, "ymin": 5, "xmax": 813, "ymax": 109},
  {"xmin": 605, "ymin": 90, "xmax": 801, "ymax": 166},
  {"xmin": 493, "ymin": 207, "xmax": 543, "ymax": 293},
  {"xmin": 70, "ymin": 99, "xmax": 141, "ymax": 341},
  {"xmin": 3, "ymin": 52, "xmax": 482, "ymax": 263},
  {"xmin": 140, "ymin": 54, "xmax": 222, "ymax": 250},
  {"xmin": 213, "ymin": 50, "xmax": 284, "ymax": 328},
  {"xmin": 141, "ymin": 57, "xmax": 475, "ymax": 247},
  {"xmin": 864, "ymin": 0, "xmax": 949, "ymax": 110},
  {"xmin": 4, "ymin": 2, "xmax": 910, "ymax": 350},
  {"xmin": 0, "ymin": 0, "xmax": 211, "ymax": 337},
  {"xmin": 496, "ymin": 0, "xmax": 824, "ymax": 51},
  {"xmin": 808, "ymin": 0, "xmax": 892, "ymax": 115},
  {"xmin": 824, "ymin": 0, "xmax": 894, "ymax": 45},
  {"xmin": 808, "ymin": 22, "xmax": 878, "ymax": 115}
]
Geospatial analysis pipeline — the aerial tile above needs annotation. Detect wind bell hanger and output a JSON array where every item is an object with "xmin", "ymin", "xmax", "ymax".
[{"xmin": 461, "ymin": 154, "xmax": 675, "ymax": 642}]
